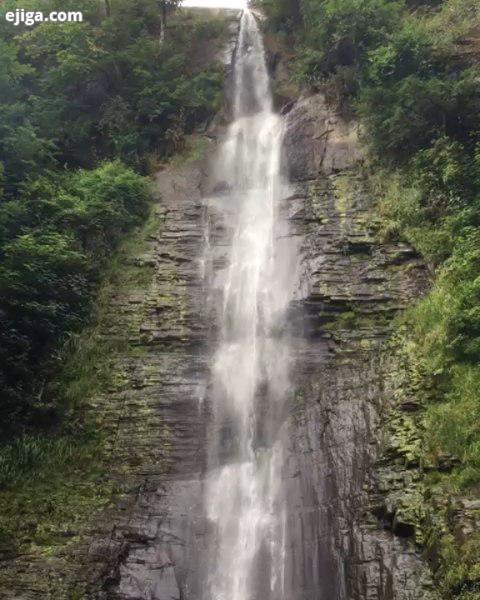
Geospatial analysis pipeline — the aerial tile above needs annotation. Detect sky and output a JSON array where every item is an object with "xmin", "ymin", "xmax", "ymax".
[{"xmin": 182, "ymin": 0, "xmax": 247, "ymax": 8}]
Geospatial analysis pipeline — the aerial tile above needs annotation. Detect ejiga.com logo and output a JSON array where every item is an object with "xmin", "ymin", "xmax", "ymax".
[{"xmin": 4, "ymin": 8, "xmax": 83, "ymax": 26}]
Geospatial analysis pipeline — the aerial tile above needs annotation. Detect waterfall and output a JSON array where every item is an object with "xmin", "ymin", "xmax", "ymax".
[{"xmin": 203, "ymin": 10, "xmax": 293, "ymax": 600}]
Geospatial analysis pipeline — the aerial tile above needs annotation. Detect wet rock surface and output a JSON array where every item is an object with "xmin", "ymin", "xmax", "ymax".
[
  {"xmin": 282, "ymin": 94, "xmax": 435, "ymax": 600},
  {"xmin": 284, "ymin": 94, "xmax": 365, "ymax": 181},
  {"xmin": 84, "ymin": 161, "xmax": 213, "ymax": 600}
]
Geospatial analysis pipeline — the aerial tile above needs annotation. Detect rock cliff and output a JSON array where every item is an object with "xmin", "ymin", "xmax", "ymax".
[
  {"xmin": 282, "ymin": 93, "xmax": 435, "ymax": 600},
  {"xmin": 0, "ymin": 15, "xmax": 438, "ymax": 600}
]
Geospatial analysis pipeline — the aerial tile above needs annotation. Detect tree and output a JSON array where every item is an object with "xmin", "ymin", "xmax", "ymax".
[{"xmin": 158, "ymin": 0, "xmax": 181, "ymax": 45}]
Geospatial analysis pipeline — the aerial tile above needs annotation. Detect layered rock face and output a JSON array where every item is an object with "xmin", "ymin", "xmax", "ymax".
[
  {"xmin": 282, "ymin": 94, "xmax": 434, "ymax": 600},
  {"xmin": 84, "ymin": 92, "xmax": 436, "ymax": 600},
  {"xmin": 84, "ymin": 160, "xmax": 215, "ymax": 599}
]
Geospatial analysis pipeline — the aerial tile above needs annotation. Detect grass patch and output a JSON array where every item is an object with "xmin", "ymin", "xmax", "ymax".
[
  {"xmin": 0, "ymin": 434, "xmax": 113, "ymax": 559},
  {"xmin": 0, "ymin": 204, "xmax": 159, "ymax": 562},
  {"xmin": 385, "ymin": 322, "xmax": 480, "ymax": 598},
  {"xmin": 164, "ymin": 135, "xmax": 211, "ymax": 168}
]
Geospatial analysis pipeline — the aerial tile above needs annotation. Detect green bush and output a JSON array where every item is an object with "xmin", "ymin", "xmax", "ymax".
[
  {"xmin": 363, "ymin": 19, "xmax": 436, "ymax": 85},
  {"xmin": 0, "ymin": 0, "xmax": 227, "ymax": 436},
  {"xmin": 358, "ymin": 68, "xmax": 480, "ymax": 163},
  {"xmin": 0, "ymin": 161, "xmax": 149, "ymax": 434},
  {"xmin": 294, "ymin": 0, "xmax": 402, "ymax": 85}
]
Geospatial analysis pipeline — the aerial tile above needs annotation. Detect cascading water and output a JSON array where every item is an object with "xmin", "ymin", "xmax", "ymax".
[{"xmin": 203, "ymin": 10, "xmax": 295, "ymax": 600}]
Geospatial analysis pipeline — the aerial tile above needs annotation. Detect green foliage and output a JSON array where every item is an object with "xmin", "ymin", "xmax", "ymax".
[
  {"xmin": 0, "ymin": 432, "xmax": 113, "ymax": 559},
  {"xmin": 0, "ymin": 0, "xmax": 225, "ymax": 171},
  {"xmin": 432, "ymin": 529, "xmax": 480, "ymax": 598},
  {"xmin": 0, "ymin": 162, "xmax": 149, "ymax": 434},
  {"xmin": 0, "ymin": 206, "xmax": 159, "ymax": 564},
  {"xmin": 256, "ymin": 0, "xmax": 300, "ymax": 33},
  {"xmin": 266, "ymin": 0, "xmax": 480, "ymax": 162},
  {"xmin": 359, "ymin": 68, "xmax": 480, "ymax": 163},
  {"xmin": 399, "ymin": 271, "xmax": 480, "ymax": 484},
  {"xmin": 294, "ymin": 0, "xmax": 402, "ymax": 86},
  {"xmin": 0, "ymin": 1, "xmax": 227, "ymax": 435},
  {"xmin": 0, "ymin": 434, "xmax": 91, "ymax": 489}
]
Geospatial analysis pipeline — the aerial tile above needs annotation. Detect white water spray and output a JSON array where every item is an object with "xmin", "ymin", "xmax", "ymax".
[{"xmin": 204, "ymin": 11, "xmax": 293, "ymax": 600}]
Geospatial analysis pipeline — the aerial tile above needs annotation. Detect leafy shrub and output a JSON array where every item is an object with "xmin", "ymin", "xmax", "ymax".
[
  {"xmin": 358, "ymin": 68, "xmax": 480, "ymax": 163},
  {"xmin": 363, "ymin": 18, "xmax": 436, "ymax": 85},
  {"xmin": 295, "ymin": 0, "xmax": 402, "ymax": 83},
  {"xmin": 0, "ymin": 162, "xmax": 150, "ymax": 434},
  {"xmin": 0, "ymin": 0, "xmax": 226, "ymax": 435}
]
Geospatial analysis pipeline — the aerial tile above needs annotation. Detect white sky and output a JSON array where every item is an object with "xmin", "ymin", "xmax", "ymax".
[{"xmin": 182, "ymin": 0, "xmax": 247, "ymax": 8}]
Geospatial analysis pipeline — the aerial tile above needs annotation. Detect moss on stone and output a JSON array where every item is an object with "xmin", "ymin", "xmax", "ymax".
[
  {"xmin": 332, "ymin": 174, "xmax": 351, "ymax": 227},
  {"xmin": 376, "ymin": 328, "xmax": 480, "ymax": 599}
]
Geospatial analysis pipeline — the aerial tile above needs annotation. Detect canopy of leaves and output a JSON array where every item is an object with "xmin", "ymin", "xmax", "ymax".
[{"xmin": 0, "ymin": 0, "xmax": 227, "ymax": 435}]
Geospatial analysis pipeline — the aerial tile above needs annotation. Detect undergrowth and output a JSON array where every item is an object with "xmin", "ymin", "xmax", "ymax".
[{"xmin": 0, "ymin": 206, "xmax": 157, "ymax": 560}]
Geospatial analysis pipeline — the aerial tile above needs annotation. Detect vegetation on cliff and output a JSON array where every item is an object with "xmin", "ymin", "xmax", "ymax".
[
  {"xmin": 0, "ymin": 0, "xmax": 225, "ymax": 436},
  {"xmin": 0, "ymin": 0, "xmax": 227, "ymax": 570},
  {"xmin": 261, "ymin": 0, "xmax": 480, "ymax": 597}
]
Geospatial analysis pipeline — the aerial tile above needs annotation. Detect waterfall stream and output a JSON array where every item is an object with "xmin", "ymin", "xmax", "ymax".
[{"xmin": 203, "ymin": 10, "xmax": 295, "ymax": 600}]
